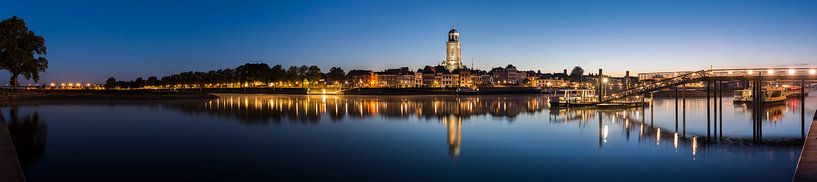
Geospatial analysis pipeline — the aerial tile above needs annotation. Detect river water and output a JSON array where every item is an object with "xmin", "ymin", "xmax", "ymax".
[{"xmin": 2, "ymin": 93, "xmax": 815, "ymax": 181}]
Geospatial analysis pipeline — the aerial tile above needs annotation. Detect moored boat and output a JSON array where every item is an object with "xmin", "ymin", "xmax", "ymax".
[{"xmin": 549, "ymin": 89, "xmax": 598, "ymax": 106}]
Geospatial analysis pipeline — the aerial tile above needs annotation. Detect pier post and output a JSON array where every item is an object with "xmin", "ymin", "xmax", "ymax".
[
  {"xmin": 719, "ymin": 80, "xmax": 723, "ymax": 141},
  {"xmin": 682, "ymin": 84, "xmax": 686, "ymax": 137},
  {"xmin": 753, "ymin": 77, "xmax": 759, "ymax": 142},
  {"xmin": 712, "ymin": 80, "xmax": 720, "ymax": 141},
  {"xmin": 704, "ymin": 80, "xmax": 712, "ymax": 143},
  {"xmin": 598, "ymin": 111, "xmax": 603, "ymax": 147},
  {"xmin": 598, "ymin": 69, "xmax": 603, "ymax": 102},
  {"xmin": 675, "ymin": 86, "xmax": 678, "ymax": 130},
  {"xmin": 651, "ymin": 92, "xmax": 655, "ymax": 129}
]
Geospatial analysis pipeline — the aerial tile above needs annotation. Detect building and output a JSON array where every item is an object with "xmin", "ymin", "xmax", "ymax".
[
  {"xmin": 346, "ymin": 70, "xmax": 377, "ymax": 87},
  {"xmin": 489, "ymin": 64, "xmax": 524, "ymax": 85},
  {"xmin": 376, "ymin": 67, "xmax": 417, "ymax": 88},
  {"xmin": 442, "ymin": 26, "xmax": 462, "ymax": 71}
]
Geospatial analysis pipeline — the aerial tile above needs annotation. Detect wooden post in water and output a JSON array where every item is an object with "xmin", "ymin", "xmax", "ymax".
[
  {"xmin": 682, "ymin": 84, "xmax": 686, "ymax": 137},
  {"xmin": 752, "ymin": 77, "xmax": 758, "ymax": 142},
  {"xmin": 651, "ymin": 92, "xmax": 655, "ymax": 129},
  {"xmin": 675, "ymin": 86, "xmax": 678, "ymax": 130},
  {"xmin": 712, "ymin": 80, "xmax": 716, "ymax": 140},
  {"xmin": 598, "ymin": 69, "xmax": 603, "ymax": 103},
  {"xmin": 598, "ymin": 111, "xmax": 603, "ymax": 147},
  {"xmin": 719, "ymin": 80, "xmax": 723, "ymax": 141},
  {"xmin": 706, "ymin": 80, "xmax": 711, "ymax": 142},
  {"xmin": 803, "ymin": 79, "xmax": 807, "ymax": 139}
]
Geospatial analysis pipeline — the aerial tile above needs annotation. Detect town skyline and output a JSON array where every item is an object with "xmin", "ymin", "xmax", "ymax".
[{"xmin": 2, "ymin": 0, "xmax": 817, "ymax": 83}]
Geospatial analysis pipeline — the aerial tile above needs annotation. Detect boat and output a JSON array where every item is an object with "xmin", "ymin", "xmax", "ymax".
[
  {"xmin": 733, "ymin": 87, "xmax": 786, "ymax": 103},
  {"xmin": 549, "ymin": 89, "xmax": 599, "ymax": 106},
  {"xmin": 733, "ymin": 89, "xmax": 752, "ymax": 102},
  {"xmin": 456, "ymin": 87, "xmax": 480, "ymax": 95}
]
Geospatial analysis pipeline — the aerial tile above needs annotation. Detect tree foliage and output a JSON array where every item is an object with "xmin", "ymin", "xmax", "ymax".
[{"xmin": 0, "ymin": 16, "xmax": 48, "ymax": 88}]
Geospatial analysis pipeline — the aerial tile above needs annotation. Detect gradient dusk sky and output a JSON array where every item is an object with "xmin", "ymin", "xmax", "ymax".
[{"xmin": 2, "ymin": 0, "xmax": 816, "ymax": 83}]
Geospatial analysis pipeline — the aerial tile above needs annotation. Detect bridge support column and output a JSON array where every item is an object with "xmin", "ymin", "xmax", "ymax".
[
  {"xmin": 803, "ymin": 79, "xmax": 807, "ymax": 140},
  {"xmin": 713, "ymin": 80, "xmax": 718, "ymax": 142}
]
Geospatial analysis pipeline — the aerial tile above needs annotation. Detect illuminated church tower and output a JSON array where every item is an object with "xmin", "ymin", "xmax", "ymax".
[{"xmin": 443, "ymin": 26, "xmax": 462, "ymax": 71}]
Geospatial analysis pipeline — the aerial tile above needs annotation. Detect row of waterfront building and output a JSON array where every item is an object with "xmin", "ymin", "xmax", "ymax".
[{"xmin": 344, "ymin": 64, "xmax": 574, "ymax": 88}]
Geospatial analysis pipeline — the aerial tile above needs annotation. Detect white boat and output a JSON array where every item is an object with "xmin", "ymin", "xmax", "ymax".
[
  {"xmin": 733, "ymin": 89, "xmax": 752, "ymax": 102},
  {"xmin": 549, "ymin": 89, "xmax": 598, "ymax": 106},
  {"xmin": 733, "ymin": 87, "xmax": 786, "ymax": 103}
]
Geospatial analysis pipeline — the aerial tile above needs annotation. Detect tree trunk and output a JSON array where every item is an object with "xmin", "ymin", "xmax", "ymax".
[{"xmin": 9, "ymin": 74, "xmax": 19, "ymax": 89}]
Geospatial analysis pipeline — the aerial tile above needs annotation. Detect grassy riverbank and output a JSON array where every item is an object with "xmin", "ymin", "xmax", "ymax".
[{"xmin": 0, "ymin": 89, "xmax": 218, "ymax": 101}]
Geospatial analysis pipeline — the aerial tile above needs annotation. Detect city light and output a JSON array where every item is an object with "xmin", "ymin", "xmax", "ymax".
[
  {"xmin": 727, "ymin": 71, "xmax": 733, "ymax": 75},
  {"xmin": 747, "ymin": 70, "xmax": 753, "ymax": 74},
  {"xmin": 767, "ymin": 69, "xmax": 774, "ymax": 75},
  {"xmin": 788, "ymin": 69, "xmax": 796, "ymax": 75},
  {"xmin": 810, "ymin": 69, "xmax": 817, "ymax": 75},
  {"xmin": 602, "ymin": 78, "xmax": 608, "ymax": 83}
]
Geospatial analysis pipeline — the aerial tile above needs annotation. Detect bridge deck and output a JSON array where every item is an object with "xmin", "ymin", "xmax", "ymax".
[
  {"xmin": 0, "ymin": 112, "xmax": 25, "ymax": 182},
  {"xmin": 795, "ymin": 109, "xmax": 817, "ymax": 181}
]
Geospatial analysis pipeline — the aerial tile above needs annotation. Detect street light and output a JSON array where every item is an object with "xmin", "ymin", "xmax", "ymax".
[{"xmin": 788, "ymin": 69, "xmax": 796, "ymax": 75}]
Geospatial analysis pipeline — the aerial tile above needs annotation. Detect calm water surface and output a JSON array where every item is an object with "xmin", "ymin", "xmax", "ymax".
[{"xmin": 2, "ymin": 93, "xmax": 816, "ymax": 181}]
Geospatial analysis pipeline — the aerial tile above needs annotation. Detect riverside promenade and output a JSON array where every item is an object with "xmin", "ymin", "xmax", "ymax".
[
  {"xmin": 795, "ymin": 109, "xmax": 817, "ymax": 181},
  {"xmin": 0, "ymin": 112, "xmax": 25, "ymax": 182}
]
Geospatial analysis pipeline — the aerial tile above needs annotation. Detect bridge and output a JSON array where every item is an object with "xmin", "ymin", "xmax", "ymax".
[{"xmin": 610, "ymin": 67, "xmax": 816, "ymax": 181}]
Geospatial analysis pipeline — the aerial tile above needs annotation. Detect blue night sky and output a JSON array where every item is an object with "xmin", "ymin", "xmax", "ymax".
[{"xmin": 2, "ymin": 0, "xmax": 816, "ymax": 83}]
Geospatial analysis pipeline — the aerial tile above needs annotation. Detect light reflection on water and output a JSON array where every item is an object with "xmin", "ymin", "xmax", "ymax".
[{"xmin": 1, "ymin": 93, "xmax": 814, "ymax": 181}]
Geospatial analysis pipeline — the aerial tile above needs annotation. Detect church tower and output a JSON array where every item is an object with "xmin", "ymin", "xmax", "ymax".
[{"xmin": 443, "ymin": 26, "xmax": 462, "ymax": 71}]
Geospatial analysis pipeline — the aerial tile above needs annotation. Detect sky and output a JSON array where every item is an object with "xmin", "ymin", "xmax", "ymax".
[{"xmin": 1, "ymin": 0, "xmax": 816, "ymax": 84}]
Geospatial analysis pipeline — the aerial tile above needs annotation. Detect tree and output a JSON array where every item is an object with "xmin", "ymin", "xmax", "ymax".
[
  {"xmin": 0, "ymin": 16, "xmax": 48, "ymax": 89},
  {"xmin": 569, "ymin": 66, "xmax": 584, "ymax": 81},
  {"xmin": 285, "ymin": 66, "xmax": 298, "ymax": 84},
  {"xmin": 133, "ymin": 77, "xmax": 145, "ymax": 88},
  {"xmin": 306, "ymin": 65, "xmax": 322, "ymax": 82},
  {"xmin": 270, "ymin": 65, "xmax": 284, "ymax": 83},
  {"xmin": 104, "ymin": 77, "xmax": 117, "ymax": 89},
  {"xmin": 146, "ymin": 76, "xmax": 159, "ymax": 86},
  {"xmin": 327, "ymin": 67, "xmax": 346, "ymax": 84}
]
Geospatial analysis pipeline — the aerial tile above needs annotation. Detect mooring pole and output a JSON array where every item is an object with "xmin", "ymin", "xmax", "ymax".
[
  {"xmin": 599, "ymin": 111, "xmax": 603, "ymax": 147},
  {"xmin": 598, "ymin": 69, "xmax": 603, "ymax": 103},
  {"xmin": 682, "ymin": 84, "xmax": 686, "ymax": 137},
  {"xmin": 753, "ymin": 77, "xmax": 759, "ymax": 142},
  {"xmin": 704, "ymin": 80, "xmax": 712, "ymax": 143},
  {"xmin": 713, "ymin": 80, "xmax": 718, "ymax": 141},
  {"xmin": 719, "ymin": 80, "xmax": 723, "ymax": 141},
  {"xmin": 803, "ymin": 79, "xmax": 806, "ymax": 139},
  {"xmin": 675, "ymin": 86, "xmax": 679, "ymax": 130},
  {"xmin": 651, "ymin": 92, "xmax": 655, "ymax": 129}
]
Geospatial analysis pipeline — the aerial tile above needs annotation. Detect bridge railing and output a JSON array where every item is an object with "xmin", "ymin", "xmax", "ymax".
[{"xmin": 605, "ymin": 70, "xmax": 708, "ymax": 102}]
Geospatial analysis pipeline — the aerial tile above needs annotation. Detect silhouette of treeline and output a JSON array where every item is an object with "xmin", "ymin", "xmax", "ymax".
[{"xmin": 104, "ymin": 63, "xmax": 347, "ymax": 88}]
